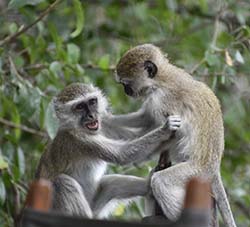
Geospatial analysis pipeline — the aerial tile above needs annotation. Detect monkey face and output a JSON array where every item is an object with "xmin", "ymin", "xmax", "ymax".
[
  {"xmin": 116, "ymin": 61, "xmax": 158, "ymax": 98},
  {"xmin": 54, "ymin": 83, "xmax": 108, "ymax": 133},
  {"xmin": 72, "ymin": 97, "xmax": 100, "ymax": 132},
  {"xmin": 116, "ymin": 44, "xmax": 163, "ymax": 99}
]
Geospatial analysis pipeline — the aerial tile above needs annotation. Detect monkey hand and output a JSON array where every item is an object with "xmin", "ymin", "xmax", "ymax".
[{"xmin": 163, "ymin": 115, "xmax": 181, "ymax": 131}]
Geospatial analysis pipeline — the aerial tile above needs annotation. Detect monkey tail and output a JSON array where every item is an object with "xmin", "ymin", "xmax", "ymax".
[{"xmin": 212, "ymin": 173, "xmax": 237, "ymax": 227}]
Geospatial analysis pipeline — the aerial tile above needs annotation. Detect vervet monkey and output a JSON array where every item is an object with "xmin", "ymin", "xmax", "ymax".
[
  {"xmin": 114, "ymin": 44, "xmax": 236, "ymax": 227},
  {"xmin": 35, "ymin": 83, "xmax": 181, "ymax": 218}
]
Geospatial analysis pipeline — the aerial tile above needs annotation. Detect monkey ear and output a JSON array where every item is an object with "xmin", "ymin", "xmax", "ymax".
[{"xmin": 144, "ymin": 60, "xmax": 157, "ymax": 78}]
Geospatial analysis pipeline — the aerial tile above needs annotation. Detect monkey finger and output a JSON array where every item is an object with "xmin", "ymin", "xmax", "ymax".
[
  {"xmin": 168, "ymin": 115, "xmax": 181, "ymax": 119},
  {"xmin": 169, "ymin": 121, "xmax": 181, "ymax": 126},
  {"xmin": 171, "ymin": 124, "xmax": 181, "ymax": 128},
  {"xmin": 169, "ymin": 125, "xmax": 181, "ymax": 130},
  {"xmin": 169, "ymin": 117, "xmax": 181, "ymax": 121},
  {"xmin": 171, "ymin": 120, "xmax": 181, "ymax": 124}
]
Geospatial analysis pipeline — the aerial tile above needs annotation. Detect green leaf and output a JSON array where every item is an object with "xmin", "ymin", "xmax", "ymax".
[
  {"xmin": 98, "ymin": 54, "xmax": 110, "ymax": 70},
  {"xmin": 0, "ymin": 178, "xmax": 6, "ymax": 205},
  {"xmin": 11, "ymin": 106, "xmax": 21, "ymax": 141},
  {"xmin": 2, "ymin": 142, "xmax": 15, "ymax": 163},
  {"xmin": 67, "ymin": 43, "xmax": 80, "ymax": 64},
  {"xmin": 9, "ymin": 22, "xmax": 18, "ymax": 34},
  {"xmin": 198, "ymin": 0, "xmax": 208, "ymax": 12},
  {"xmin": 48, "ymin": 23, "xmax": 65, "ymax": 60},
  {"xmin": 45, "ymin": 100, "xmax": 59, "ymax": 139},
  {"xmin": 14, "ymin": 83, "xmax": 42, "ymax": 119},
  {"xmin": 49, "ymin": 61, "xmax": 62, "ymax": 76},
  {"xmin": 217, "ymin": 32, "xmax": 234, "ymax": 48},
  {"xmin": 76, "ymin": 64, "xmax": 85, "ymax": 76},
  {"xmin": 70, "ymin": 0, "xmax": 84, "ymax": 38},
  {"xmin": 205, "ymin": 51, "xmax": 218, "ymax": 66},
  {"xmin": 0, "ymin": 156, "xmax": 8, "ymax": 170},
  {"xmin": 13, "ymin": 56, "xmax": 25, "ymax": 68},
  {"xmin": 8, "ymin": 0, "xmax": 45, "ymax": 9}
]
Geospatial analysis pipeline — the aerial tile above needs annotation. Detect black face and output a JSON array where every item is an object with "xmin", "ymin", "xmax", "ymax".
[
  {"xmin": 118, "ymin": 61, "xmax": 157, "ymax": 97},
  {"xmin": 144, "ymin": 60, "xmax": 157, "ymax": 78},
  {"xmin": 73, "ymin": 97, "xmax": 99, "ymax": 131},
  {"xmin": 122, "ymin": 83, "xmax": 134, "ymax": 96}
]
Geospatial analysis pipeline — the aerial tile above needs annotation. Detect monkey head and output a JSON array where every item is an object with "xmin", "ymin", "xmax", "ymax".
[
  {"xmin": 116, "ymin": 44, "xmax": 167, "ymax": 98},
  {"xmin": 53, "ymin": 83, "xmax": 108, "ymax": 134}
]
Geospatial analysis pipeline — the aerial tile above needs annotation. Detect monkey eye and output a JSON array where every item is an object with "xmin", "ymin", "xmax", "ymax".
[
  {"xmin": 144, "ymin": 60, "xmax": 157, "ymax": 78},
  {"xmin": 88, "ymin": 98, "xmax": 97, "ymax": 106},
  {"xmin": 120, "ymin": 79, "xmax": 131, "ymax": 85},
  {"xmin": 75, "ymin": 102, "xmax": 85, "ymax": 111}
]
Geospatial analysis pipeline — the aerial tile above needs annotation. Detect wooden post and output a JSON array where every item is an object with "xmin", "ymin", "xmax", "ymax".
[
  {"xmin": 184, "ymin": 178, "xmax": 211, "ymax": 209},
  {"xmin": 25, "ymin": 179, "xmax": 52, "ymax": 212}
]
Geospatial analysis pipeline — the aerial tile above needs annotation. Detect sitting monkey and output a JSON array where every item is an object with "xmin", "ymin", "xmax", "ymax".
[{"xmin": 35, "ymin": 83, "xmax": 181, "ymax": 218}]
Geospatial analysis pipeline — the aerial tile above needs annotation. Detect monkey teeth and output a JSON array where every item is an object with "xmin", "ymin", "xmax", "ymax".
[{"xmin": 86, "ymin": 120, "xmax": 99, "ymax": 130}]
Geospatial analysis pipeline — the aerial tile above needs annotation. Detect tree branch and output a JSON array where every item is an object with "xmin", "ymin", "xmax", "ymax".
[
  {"xmin": 189, "ymin": 58, "xmax": 206, "ymax": 74},
  {"xmin": 23, "ymin": 63, "xmax": 116, "ymax": 72},
  {"xmin": 0, "ymin": 0, "xmax": 61, "ymax": 47},
  {"xmin": 82, "ymin": 63, "xmax": 115, "ymax": 72},
  {"xmin": 0, "ymin": 117, "xmax": 47, "ymax": 137},
  {"xmin": 211, "ymin": 15, "xmax": 221, "ymax": 48}
]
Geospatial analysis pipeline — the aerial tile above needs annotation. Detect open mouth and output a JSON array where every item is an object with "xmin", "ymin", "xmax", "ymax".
[{"xmin": 85, "ymin": 120, "xmax": 99, "ymax": 131}]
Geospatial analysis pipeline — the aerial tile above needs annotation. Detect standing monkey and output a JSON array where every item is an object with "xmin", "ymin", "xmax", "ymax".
[
  {"xmin": 114, "ymin": 44, "xmax": 236, "ymax": 227},
  {"xmin": 35, "ymin": 83, "xmax": 181, "ymax": 218}
]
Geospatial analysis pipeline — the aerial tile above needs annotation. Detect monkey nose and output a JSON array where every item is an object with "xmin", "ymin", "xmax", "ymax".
[
  {"xmin": 123, "ymin": 84, "xmax": 134, "ymax": 96},
  {"xmin": 87, "ymin": 114, "xmax": 94, "ymax": 119}
]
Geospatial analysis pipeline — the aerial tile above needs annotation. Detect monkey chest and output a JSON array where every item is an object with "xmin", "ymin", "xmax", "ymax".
[{"xmin": 70, "ymin": 159, "xmax": 107, "ymax": 201}]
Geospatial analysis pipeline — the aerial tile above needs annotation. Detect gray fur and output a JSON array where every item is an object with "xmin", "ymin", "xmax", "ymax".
[
  {"xmin": 36, "ymin": 83, "xmax": 181, "ymax": 218},
  {"xmin": 115, "ymin": 44, "xmax": 236, "ymax": 227}
]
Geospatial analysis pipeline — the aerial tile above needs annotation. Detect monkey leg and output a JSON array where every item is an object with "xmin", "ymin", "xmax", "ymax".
[
  {"xmin": 151, "ymin": 162, "xmax": 201, "ymax": 221},
  {"xmin": 52, "ymin": 174, "xmax": 93, "ymax": 218},
  {"xmin": 92, "ymin": 174, "xmax": 148, "ymax": 218}
]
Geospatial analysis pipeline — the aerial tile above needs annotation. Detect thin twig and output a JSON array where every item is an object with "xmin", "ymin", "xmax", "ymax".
[
  {"xmin": 23, "ymin": 63, "xmax": 116, "ymax": 72},
  {"xmin": 189, "ymin": 58, "xmax": 206, "ymax": 74},
  {"xmin": 0, "ymin": 117, "xmax": 47, "ymax": 137},
  {"xmin": 9, "ymin": 56, "xmax": 24, "ymax": 82},
  {"xmin": 82, "ymin": 63, "xmax": 116, "ymax": 72},
  {"xmin": 0, "ymin": 0, "xmax": 61, "ymax": 47},
  {"xmin": 211, "ymin": 16, "xmax": 220, "ymax": 48},
  {"xmin": 23, "ymin": 63, "xmax": 48, "ymax": 71}
]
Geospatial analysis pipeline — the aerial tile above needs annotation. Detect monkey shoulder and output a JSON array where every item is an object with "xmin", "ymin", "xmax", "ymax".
[
  {"xmin": 192, "ymin": 80, "xmax": 222, "ymax": 114},
  {"xmin": 49, "ymin": 131, "xmax": 91, "ymax": 165},
  {"xmin": 35, "ymin": 143, "xmax": 56, "ymax": 179}
]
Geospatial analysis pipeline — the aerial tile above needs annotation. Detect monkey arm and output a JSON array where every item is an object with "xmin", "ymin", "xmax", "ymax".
[
  {"xmin": 90, "ymin": 116, "xmax": 180, "ymax": 165},
  {"xmin": 108, "ymin": 107, "xmax": 151, "ymax": 129},
  {"xmin": 102, "ymin": 108, "xmax": 159, "ymax": 140},
  {"xmin": 92, "ymin": 174, "xmax": 148, "ymax": 217},
  {"xmin": 101, "ymin": 118, "xmax": 144, "ymax": 140},
  {"xmin": 88, "ymin": 133, "xmax": 162, "ymax": 165}
]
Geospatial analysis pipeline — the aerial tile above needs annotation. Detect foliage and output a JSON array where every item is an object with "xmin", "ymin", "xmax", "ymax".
[{"xmin": 0, "ymin": 0, "xmax": 249, "ymax": 226}]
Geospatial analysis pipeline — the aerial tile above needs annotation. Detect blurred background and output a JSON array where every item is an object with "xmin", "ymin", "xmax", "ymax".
[{"xmin": 0, "ymin": 0, "xmax": 249, "ymax": 226}]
